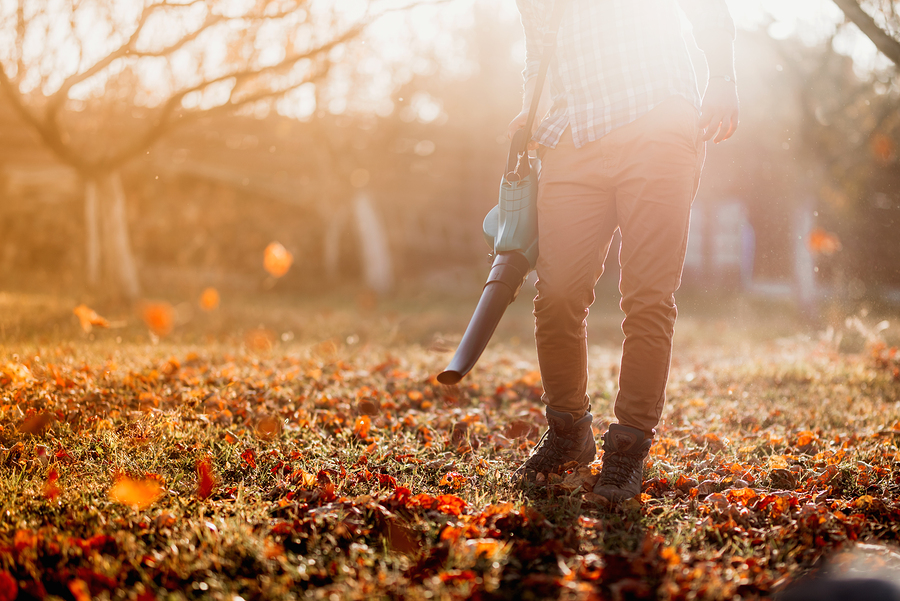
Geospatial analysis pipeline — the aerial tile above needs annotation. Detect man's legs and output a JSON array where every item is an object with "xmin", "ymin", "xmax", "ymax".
[
  {"xmin": 533, "ymin": 129, "xmax": 619, "ymax": 421},
  {"xmin": 593, "ymin": 95, "xmax": 705, "ymax": 501}
]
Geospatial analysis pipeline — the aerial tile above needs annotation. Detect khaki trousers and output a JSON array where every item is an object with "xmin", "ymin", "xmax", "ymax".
[{"xmin": 534, "ymin": 95, "xmax": 706, "ymax": 438}]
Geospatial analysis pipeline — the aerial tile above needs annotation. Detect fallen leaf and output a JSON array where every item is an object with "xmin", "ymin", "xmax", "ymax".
[
  {"xmin": 439, "ymin": 471, "xmax": 468, "ymax": 489},
  {"xmin": 141, "ymin": 302, "xmax": 174, "ymax": 337},
  {"xmin": 807, "ymin": 229, "xmax": 841, "ymax": 256},
  {"xmin": 264, "ymin": 242, "xmax": 293, "ymax": 278},
  {"xmin": 354, "ymin": 415, "xmax": 372, "ymax": 440},
  {"xmin": 241, "ymin": 448, "xmax": 257, "ymax": 469},
  {"xmin": 43, "ymin": 468, "xmax": 60, "ymax": 499},
  {"xmin": 73, "ymin": 304, "xmax": 110, "ymax": 333},
  {"xmin": 199, "ymin": 287, "xmax": 220, "ymax": 311},
  {"xmin": 68, "ymin": 579, "xmax": 91, "ymax": 601},
  {"xmin": 196, "ymin": 456, "xmax": 216, "ymax": 500},
  {"xmin": 0, "ymin": 570, "xmax": 17, "ymax": 601},
  {"xmin": 109, "ymin": 475, "xmax": 163, "ymax": 509}
]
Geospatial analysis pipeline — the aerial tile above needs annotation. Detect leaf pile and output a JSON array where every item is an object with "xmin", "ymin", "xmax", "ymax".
[{"xmin": 0, "ymin": 332, "xmax": 899, "ymax": 599}]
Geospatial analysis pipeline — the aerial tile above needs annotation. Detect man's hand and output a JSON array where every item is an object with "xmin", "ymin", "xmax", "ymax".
[
  {"xmin": 507, "ymin": 110, "xmax": 541, "ymax": 150},
  {"xmin": 700, "ymin": 78, "xmax": 739, "ymax": 143}
]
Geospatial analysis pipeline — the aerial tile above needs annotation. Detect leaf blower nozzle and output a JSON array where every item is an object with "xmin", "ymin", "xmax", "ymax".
[{"xmin": 437, "ymin": 251, "xmax": 532, "ymax": 385}]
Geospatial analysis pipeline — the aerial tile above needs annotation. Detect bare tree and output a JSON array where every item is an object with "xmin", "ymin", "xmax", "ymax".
[
  {"xmin": 833, "ymin": 0, "xmax": 900, "ymax": 64},
  {"xmin": 0, "ymin": 0, "xmax": 434, "ymax": 298}
]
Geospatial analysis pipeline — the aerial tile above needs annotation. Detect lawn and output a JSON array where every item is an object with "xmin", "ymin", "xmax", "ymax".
[{"xmin": 0, "ymin": 289, "xmax": 899, "ymax": 600}]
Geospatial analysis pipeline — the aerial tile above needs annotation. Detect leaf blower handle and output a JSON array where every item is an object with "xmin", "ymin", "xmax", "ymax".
[{"xmin": 510, "ymin": 0, "xmax": 570, "ymax": 182}]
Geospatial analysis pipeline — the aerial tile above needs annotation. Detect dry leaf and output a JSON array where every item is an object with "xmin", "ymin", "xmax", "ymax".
[
  {"xmin": 196, "ymin": 456, "xmax": 216, "ymax": 499},
  {"xmin": 73, "ymin": 304, "xmax": 110, "ymax": 333},
  {"xmin": 264, "ymin": 242, "xmax": 293, "ymax": 278},
  {"xmin": 199, "ymin": 287, "xmax": 220, "ymax": 311},
  {"xmin": 43, "ymin": 468, "xmax": 60, "ymax": 500},
  {"xmin": 109, "ymin": 475, "xmax": 163, "ymax": 509},
  {"xmin": 141, "ymin": 302, "xmax": 174, "ymax": 337},
  {"xmin": 807, "ymin": 228, "xmax": 841, "ymax": 256}
]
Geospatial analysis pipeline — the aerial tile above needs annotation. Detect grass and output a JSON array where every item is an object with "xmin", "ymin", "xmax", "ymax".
[{"xmin": 0, "ymin": 288, "xmax": 899, "ymax": 600}]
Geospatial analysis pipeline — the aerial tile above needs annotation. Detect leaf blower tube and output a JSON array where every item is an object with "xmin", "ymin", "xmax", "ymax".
[
  {"xmin": 437, "ymin": 252, "xmax": 532, "ymax": 385},
  {"xmin": 437, "ymin": 128, "xmax": 540, "ymax": 385}
]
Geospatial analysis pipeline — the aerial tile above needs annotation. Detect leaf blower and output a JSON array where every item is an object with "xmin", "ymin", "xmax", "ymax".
[{"xmin": 436, "ymin": 128, "xmax": 540, "ymax": 385}]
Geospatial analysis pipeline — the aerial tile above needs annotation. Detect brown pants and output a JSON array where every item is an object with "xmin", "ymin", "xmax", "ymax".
[{"xmin": 534, "ymin": 95, "xmax": 706, "ymax": 438}]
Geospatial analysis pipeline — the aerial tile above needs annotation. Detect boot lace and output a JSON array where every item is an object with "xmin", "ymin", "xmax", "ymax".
[
  {"xmin": 525, "ymin": 426, "xmax": 576, "ymax": 472},
  {"xmin": 598, "ymin": 450, "xmax": 643, "ymax": 487}
]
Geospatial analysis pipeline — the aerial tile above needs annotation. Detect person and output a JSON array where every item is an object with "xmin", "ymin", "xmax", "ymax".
[{"xmin": 509, "ymin": 0, "xmax": 740, "ymax": 502}]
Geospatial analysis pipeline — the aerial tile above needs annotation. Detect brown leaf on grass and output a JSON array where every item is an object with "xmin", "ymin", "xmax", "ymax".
[
  {"xmin": 73, "ymin": 304, "xmax": 110, "ymax": 333},
  {"xmin": 505, "ymin": 420, "xmax": 539, "ymax": 440},
  {"xmin": 19, "ymin": 412, "xmax": 52, "ymax": 435},
  {"xmin": 264, "ymin": 242, "xmax": 293, "ymax": 278},
  {"xmin": 196, "ymin": 457, "xmax": 216, "ymax": 500},
  {"xmin": 199, "ymin": 287, "xmax": 220, "ymax": 311},
  {"xmin": 257, "ymin": 416, "xmax": 281, "ymax": 440},
  {"xmin": 43, "ymin": 468, "xmax": 60, "ymax": 499},
  {"xmin": 245, "ymin": 328, "xmax": 275, "ymax": 352},
  {"xmin": 559, "ymin": 465, "xmax": 600, "ymax": 492},
  {"xmin": 386, "ymin": 521, "xmax": 422, "ymax": 555},
  {"xmin": 141, "ymin": 302, "xmax": 174, "ymax": 337},
  {"xmin": 109, "ymin": 475, "xmax": 163, "ymax": 509}
]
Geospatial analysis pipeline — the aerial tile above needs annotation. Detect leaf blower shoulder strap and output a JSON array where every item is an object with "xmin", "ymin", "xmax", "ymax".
[{"xmin": 509, "ymin": 0, "xmax": 570, "ymax": 181}]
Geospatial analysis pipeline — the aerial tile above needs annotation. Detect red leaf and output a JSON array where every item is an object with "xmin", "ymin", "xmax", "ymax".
[
  {"xmin": 196, "ymin": 457, "xmax": 216, "ymax": 500},
  {"xmin": 241, "ymin": 449, "xmax": 257, "ymax": 469},
  {"xmin": 0, "ymin": 571, "xmax": 17, "ymax": 601}
]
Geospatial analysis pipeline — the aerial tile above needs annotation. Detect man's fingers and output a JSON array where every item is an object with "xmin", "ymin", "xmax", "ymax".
[{"xmin": 713, "ymin": 112, "xmax": 739, "ymax": 143}]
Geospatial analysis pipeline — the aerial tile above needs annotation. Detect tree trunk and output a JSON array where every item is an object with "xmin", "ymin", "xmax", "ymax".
[
  {"xmin": 83, "ymin": 171, "xmax": 141, "ymax": 299},
  {"xmin": 353, "ymin": 193, "xmax": 394, "ymax": 294},
  {"xmin": 84, "ymin": 179, "xmax": 100, "ymax": 287},
  {"xmin": 323, "ymin": 205, "xmax": 350, "ymax": 283}
]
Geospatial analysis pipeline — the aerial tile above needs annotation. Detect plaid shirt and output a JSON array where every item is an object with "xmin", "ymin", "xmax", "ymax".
[{"xmin": 517, "ymin": 0, "xmax": 735, "ymax": 148}]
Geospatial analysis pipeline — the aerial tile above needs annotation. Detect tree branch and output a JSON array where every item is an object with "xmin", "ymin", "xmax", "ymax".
[
  {"xmin": 0, "ymin": 63, "xmax": 86, "ymax": 170},
  {"xmin": 832, "ymin": 0, "xmax": 900, "ymax": 65}
]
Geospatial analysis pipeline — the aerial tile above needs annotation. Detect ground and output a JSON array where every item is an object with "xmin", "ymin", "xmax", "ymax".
[{"xmin": 1, "ymin": 288, "xmax": 899, "ymax": 600}]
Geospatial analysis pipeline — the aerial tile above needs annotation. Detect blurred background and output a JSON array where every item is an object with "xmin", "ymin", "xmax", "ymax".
[{"xmin": 0, "ymin": 0, "xmax": 898, "ymax": 343}]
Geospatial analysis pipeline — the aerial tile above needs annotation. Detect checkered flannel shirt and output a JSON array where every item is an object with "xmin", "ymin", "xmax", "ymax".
[{"xmin": 517, "ymin": 0, "xmax": 735, "ymax": 148}]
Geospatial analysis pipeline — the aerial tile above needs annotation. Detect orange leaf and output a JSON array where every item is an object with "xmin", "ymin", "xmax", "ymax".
[
  {"xmin": 73, "ymin": 304, "xmax": 110, "ymax": 333},
  {"xmin": 199, "ymin": 287, "xmax": 220, "ymax": 311},
  {"xmin": 353, "ymin": 415, "xmax": 372, "ymax": 439},
  {"xmin": 245, "ymin": 328, "xmax": 275, "ymax": 352},
  {"xmin": 264, "ymin": 242, "xmax": 293, "ymax": 278},
  {"xmin": 439, "ymin": 471, "xmax": 468, "ymax": 489},
  {"xmin": 196, "ymin": 457, "xmax": 216, "ymax": 500},
  {"xmin": 241, "ymin": 448, "xmax": 257, "ymax": 469},
  {"xmin": 807, "ymin": 228, "xmax": 841, "ymax": 256},
  {"xmin": 43, "ymin": 468, "xmax": 60, "ymax": 500},
  {"xmin": 69, "ymin": 579, "xmax": 91, "ymax": 601},
  {"xmin": 871, "ymin": 132, "xmax": 895, "ymax": 162},
  {"xmin": 141, "ymin": 302, "xmax": 174, "ymax": 337},
  {"xmin": 109, "ymin": 475, "xmax": 163, "ymax": 509},
  {"xmin": 434, "ymin": 494, "xmax": 467, "ymax": 516}
]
